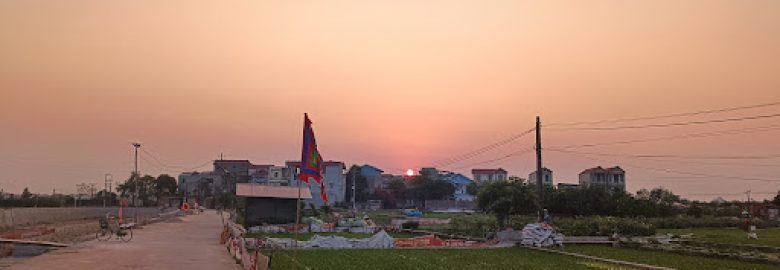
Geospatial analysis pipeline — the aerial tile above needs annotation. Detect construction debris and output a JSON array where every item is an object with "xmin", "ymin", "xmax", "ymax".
[{"xmin": 520, "ymin": 223, "xmax": 564, "ymax": 247}]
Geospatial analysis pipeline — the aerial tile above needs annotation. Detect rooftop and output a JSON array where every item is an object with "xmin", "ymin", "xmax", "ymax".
[
  {"xmin": 214, "ymin": 160, "xmax": 252, "ymax": 166},
  {"xmin": 580, "ymin": 166, "xmax": 624, "ymax": 174},
  {"xmin": 235, "ymin": 183, "xmax": 312, "ymax": 199},
  {"xmin": 472, "ymin": 168, "xmax": 507, "ymax": 174}
]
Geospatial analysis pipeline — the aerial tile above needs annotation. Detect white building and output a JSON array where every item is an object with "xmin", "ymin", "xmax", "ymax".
[
  {"xmin": 528, "ymin": 168, "xmax": 553, "ymax": 186},
  {"xmin": 471, "ymin": 168, "xmax": 508, "ymax": 183},
  {"xmin": 287, "ymin": 161, "xmax": 347, "ymax": 207},
  {"xmin": 578, "ymin": 166, "xmax": 626, "ymax": 191}
]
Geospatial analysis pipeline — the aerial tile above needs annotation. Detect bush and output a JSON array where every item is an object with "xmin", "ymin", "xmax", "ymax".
[
  {"xmin": 450, "ymin": 215, "xmax": 498, "ymax": 238},
  {"xmin": 555, "ymin": 216, "xmax": 655, "ymax": 236},
  {"xmin": 402, "ymin": 221, "xmax": 420, "ymax": 230},
  {"xmin": 648, "ymin": 216, "xmax": 780, "ymax": 229}
]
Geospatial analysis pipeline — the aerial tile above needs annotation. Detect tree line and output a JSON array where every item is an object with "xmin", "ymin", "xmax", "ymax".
[
  {"xmin": 476, "ymin": 180, "xmax": 691, "ymax": 226},
  {"xmin": 0, "ymin": 173, "xmax": 179, "ymax": 208},
  {"xmin": 343, "ymin": 166, "xmax": 454, "ymax": 209}
]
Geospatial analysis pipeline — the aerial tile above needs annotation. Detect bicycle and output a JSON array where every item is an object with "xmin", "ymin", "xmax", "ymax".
[{"xmin": 96, "ymin": 215, "xmax": 133, "ymax": 242}]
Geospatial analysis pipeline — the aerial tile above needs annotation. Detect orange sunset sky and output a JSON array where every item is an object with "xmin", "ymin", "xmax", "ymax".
[{"xmin": 1, "ymin": 1, "xmax": 779, "ymax": 200}]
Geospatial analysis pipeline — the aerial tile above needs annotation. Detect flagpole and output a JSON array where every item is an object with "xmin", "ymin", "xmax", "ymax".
[{"xmin": 293, "ymin": 177, "xmax": 302, "ymax": 270}]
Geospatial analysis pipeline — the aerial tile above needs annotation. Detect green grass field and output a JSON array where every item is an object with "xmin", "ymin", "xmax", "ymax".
[
  {"xmin": 245, "ymin": 232, "xmax": 415, "ymax": 241},
  {"xmin": 659, "ymin": 227, "xmax": 780, "ymax": 247},
  {"xmin": 269, "ymin": 248, "xmax": 628, "ymax": 270},
  {"xmin": 563, "ymin": 245, "xmax": 779, "ymax": 270},
  {"xmin": 267, "ymin": 245, "xmax": 780, "ymax": 270}
]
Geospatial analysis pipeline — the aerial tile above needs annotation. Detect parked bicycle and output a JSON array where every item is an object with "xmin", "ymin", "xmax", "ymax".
[{"xmin": 96, "ymin": 214, "xmax": 133, "ymax": 242}]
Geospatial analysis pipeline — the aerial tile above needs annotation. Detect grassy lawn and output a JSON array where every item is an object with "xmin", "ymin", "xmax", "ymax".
[
  {"xmin": 245, "ymin": 232, "xmax": 415, "ymax": 240},
  {"xmin": 269, "ymin": 248, "xmax": 628, "ymax": 270},
  {"xmin": 564, "ymin": 245, "xmax": 779, "ymax": 270},
  {"xmin": 659, "ymin": 227, "xmax": 780, "ymax": 247}
]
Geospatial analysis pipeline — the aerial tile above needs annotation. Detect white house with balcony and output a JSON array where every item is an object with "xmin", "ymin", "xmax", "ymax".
[
  {"xmin": 471, "ymin": 168, "xmax": 508, "ymax": 183},
  {"xmin": 578, "ymin": 166, "xmax": 626, "ymax": 191}
]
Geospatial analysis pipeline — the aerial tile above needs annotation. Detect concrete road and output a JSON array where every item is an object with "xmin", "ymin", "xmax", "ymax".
[{"xmin": 8, "ymin": 211, "xmax": 241, "ymax": 270}]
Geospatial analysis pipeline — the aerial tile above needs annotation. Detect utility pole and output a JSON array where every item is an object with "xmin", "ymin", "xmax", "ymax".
[
  {"xmin": 535, "ymin": 116, "xmax": 544, "ymax": 221},
  {"xmin": 352, "ymin": 169, "xmax": 357, "ymax": 212},
  {"xmin": 104, "ymin": 174, "xmax": 112, "ymax": 208},
  {"xmin": 132, "ymin": 143, "xmax": 141, "ymax": 221}
]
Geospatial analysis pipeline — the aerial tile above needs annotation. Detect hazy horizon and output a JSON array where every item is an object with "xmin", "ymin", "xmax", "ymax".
[{"xmin": 1, "ymin": 1, "xmax": 779, "ymax": 201}]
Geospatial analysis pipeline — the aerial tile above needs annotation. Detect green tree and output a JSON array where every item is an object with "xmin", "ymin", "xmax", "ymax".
[
  {"xmin": 387, "ymin": 178, "xmax": 407, "ymax": 201},
  {"xmin": 476, "ymin": 181, "xmax": 535, "ymax": 227},
  {"xmin": 466, "ymin": 182, "xmax": 480, "ymax": 196},
  {"xmin": 408, "ymin": 174, "xmax": 455, "ymax": 204},
  {"xmin": 117, "ymin": 173, "xmax": 158, "ymax": 206},
  {"xmin": 773, "ymin": 191, "xmax": 780, "ymax": 206},
  {"xmin": 21, "ymin": 188, "xmax": 32, "ymax": 200},
  {"xmin": 155, "ymin": 174, "xmax": 178, "ymax": 196}
]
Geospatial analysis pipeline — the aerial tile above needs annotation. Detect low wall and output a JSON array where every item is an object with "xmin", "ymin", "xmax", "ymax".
[{"xmin": 0, "ymin": 207, "xmax": 163, "ymax": 230}]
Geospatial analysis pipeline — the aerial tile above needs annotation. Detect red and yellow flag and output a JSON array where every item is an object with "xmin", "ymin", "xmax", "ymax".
[{"xmin": 300, "ymin": 113, "xmax": 328, "ymax": 203}]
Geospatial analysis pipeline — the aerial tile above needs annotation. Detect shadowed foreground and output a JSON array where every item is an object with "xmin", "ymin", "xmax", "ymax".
[{"xmin": 7, "ymin": 211, "xmax": 240, "ymax": 270}]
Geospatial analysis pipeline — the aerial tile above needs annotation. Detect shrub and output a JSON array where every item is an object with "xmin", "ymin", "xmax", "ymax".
[
  {"xmin": 555, "ymin": 216, "xmax": 655, "ymax": 236},
  {"xmin": 450, "ymin": 215, "xmax": 498, "ymax": 238},
  {"xmin": 647, "ymin": 216, "xmax": 780, "ymax": 229},
  {"xmin": 402, "ymin": 221, "xmax": 420, "ymax": 230}
]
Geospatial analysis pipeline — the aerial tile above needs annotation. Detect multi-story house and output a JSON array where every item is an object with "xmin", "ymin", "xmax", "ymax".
[
  {"xmin": 578, "ymin": 166, "xmax": 626, "ymax": 191},
  {"xmin": 178, "ymin": 171, "xmax": 224, "ymax": 198},
  {"xmin": 360, "ymin": 165, "xmax": 385, "ymax": 194},
  {"xmin": 213, "ymin": 160, "xmax": 252, "ymax": 193},
  {"xmin": 528, "ymin": 167, "xmax": 553, "ymax": 186},
  {"xmin": 471, "ymin": 168, "xmax": 508, "ymax": 183},
  {"xmin": 248, "ymin": 164, "xmax": 271, "ymax": 184},
  {"xmin": 441, "ymin": 172, "xmax": 475, "ymax": 201},
  {"xmin": 287, "ymin": 160, "xmax": 347, "ymax": 207},
  {"xmin": 419, "ymin": 167, "xmax": 440, "ymax": 179},
  {"xmin": 380, "ymin": 174, "xmax": 405, "ymax": 189}
]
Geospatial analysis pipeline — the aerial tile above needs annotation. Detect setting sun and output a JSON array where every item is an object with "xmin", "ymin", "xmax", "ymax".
[{"xmin": 406, "ymin": 169, "xmax": 414, "ymax": 177}]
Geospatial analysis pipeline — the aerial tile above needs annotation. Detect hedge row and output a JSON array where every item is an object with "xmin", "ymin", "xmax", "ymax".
[
  {"xmin": 440, "ymin": 215, "xmax": 780, "ymax": 238},
  {"xmin": 648, "ymin": 216, "xmax": 780, "ymax": 229}
]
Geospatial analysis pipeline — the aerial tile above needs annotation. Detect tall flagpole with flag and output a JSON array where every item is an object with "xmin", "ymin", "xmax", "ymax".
[{"xmin": 294, "ymin": 113, "xmax": 327, "ymax": 268}]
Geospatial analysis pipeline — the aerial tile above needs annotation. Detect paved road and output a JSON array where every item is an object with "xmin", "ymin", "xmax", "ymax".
[{"xmin": 8, "ymin": 211, "xmax": 241, "ymax": 270}]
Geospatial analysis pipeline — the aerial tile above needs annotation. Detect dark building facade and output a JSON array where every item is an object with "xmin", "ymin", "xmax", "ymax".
[{"xmin": 236, "ymin": 183, "xmax": 312, "ymax": 226}]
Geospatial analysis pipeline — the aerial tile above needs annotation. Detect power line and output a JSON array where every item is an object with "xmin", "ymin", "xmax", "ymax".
[
  {"xmin": 682, "ymin": 191, "xmax": 776, "ymax": 196},
  {"xmin": 446, "ymin": 147, "xmax": 535, "ymax": 171},
  {"xmin": 548, "ymin": 124, "xmax": 780, "ymax": 149},
  {"xmin": 547, "ymin": 101, "xmax": 780, "ymax": 127},
  {"xmin": 431, "ymin": 128, "xmax": 534, "ymax": 168},
  {"xmin": 140, "ymin": 149, "xmax": 213, "ymax": 171},
  {"xmin": 549, "ymin": 148, "xmax": 780, "ymax": 183},
  {"xmin": 548, "ymin": 113, "xmax": 780, "ymax": 131},
  {"xmin": 547, "ymin": 149, "xmax": 780, "ymax": 166}
]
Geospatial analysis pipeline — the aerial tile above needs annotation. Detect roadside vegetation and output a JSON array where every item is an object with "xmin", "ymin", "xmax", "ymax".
[
  {"xmin": 660, "ymin": 227, "xmax": 780, "ymax": 247},
  {"xmin": 245, "ymin": 232, "xmax": 414, "ymax": 240},
  {"xmin": 270, "ymin": 248, "xmax": 616, "ymax": 270},
  {"xmin": 563, "ymin": 245, "xmax": 780, "ymax": 270}
]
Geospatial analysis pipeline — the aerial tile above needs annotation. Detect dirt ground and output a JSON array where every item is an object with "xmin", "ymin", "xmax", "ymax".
[{"xmin": 6, "ymin": 211, "xmax": 241, "ymax": 270}]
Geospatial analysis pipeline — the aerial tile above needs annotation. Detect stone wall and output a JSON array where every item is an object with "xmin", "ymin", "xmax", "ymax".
[{"xmin": 0, "ymin": 207, "xmax": 163, "ymax": 230}]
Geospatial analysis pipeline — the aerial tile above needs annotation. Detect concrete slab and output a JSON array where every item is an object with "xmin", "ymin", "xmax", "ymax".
[{"xmin": 6, "ymin": 211, "xmax": 241, "ymax": 270}]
